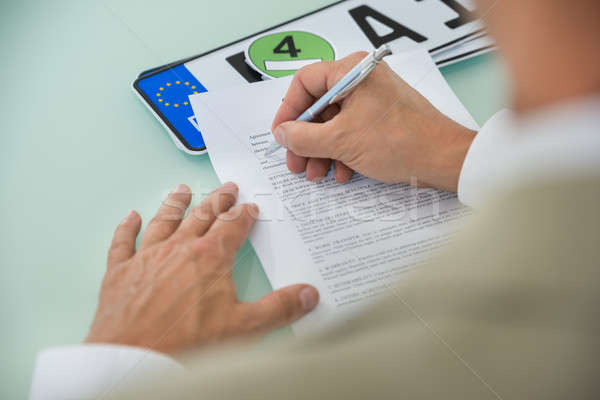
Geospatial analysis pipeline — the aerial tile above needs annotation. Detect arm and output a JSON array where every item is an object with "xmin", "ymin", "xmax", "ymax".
[
  {"xmin": 30, "ymin": 344, "xmax": 183, "ymax": 400},
  {"xmin": 458, "ymin": 109, "xmax": 515, "ymax": 207}
]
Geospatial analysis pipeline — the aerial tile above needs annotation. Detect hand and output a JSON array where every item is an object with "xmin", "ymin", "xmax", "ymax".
[
  {"xmin": 271, "ymin": 52, "xmax": 476, "ymax": 192},
  {"xmin": 86, "ymin": 183, "xmax": 319, "ymax": 356}
]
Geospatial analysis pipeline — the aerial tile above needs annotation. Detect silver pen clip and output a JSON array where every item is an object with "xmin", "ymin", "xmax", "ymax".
[{"xmin": 329, "ymin": 44, "xmax": 392, "ymax": 104}]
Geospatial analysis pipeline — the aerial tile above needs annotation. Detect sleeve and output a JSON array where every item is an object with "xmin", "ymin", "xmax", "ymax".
[
  {"xmin": 457, "ymin": 109, "xmax": 515, "ymax": 208},
  {"xmin": 29, "ymin": 344, "xmax": 184, "ymax": 400}
]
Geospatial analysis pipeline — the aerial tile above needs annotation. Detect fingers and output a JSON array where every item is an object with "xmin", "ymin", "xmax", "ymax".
[
  {"xmin": 284, "ymin": 102, "xmax": 340, "ymax": 177},
  {"xmin": 334, "ymin": 160, "xmax": 354, "ymax": 183},
  {"xmin": 306, "ymin": 158, "xmax": 331, "ymax": 182},
  {"xmin": 271, "ymin": 52, "xmax": 365, "ymax": 130},
  {"xmin": 319, "ymin": 103, "xmax": 341, "ymax": 123},
  {"xmin": 236, "ymin": 284, "xmax": 319, "ymax": 334},
  {"xmin": 274, "ymin": 120, "xmax": 340, "ymax": 158},
  {"xmin": 107, "ymin": 210, "xmax": 141, "ymax": 266},
  {"xmin": 271, "ymin": 55, "xmax": 363, "ymax": 158},
  {"xmin": 301, "ymin": 103, "xmax": 339, "ymax": 181},
  {"xmin": 139, "ymin": 184, "xmax": 192, "ymax": 249},
  {"xmin": 178, "ymin": 182, "xmax": 238, "ymax": 238},
  {"xmin": 200, "ymin": 203, "xmax": 258, "ymax": 257},
  {"xmin": 287, "ymin": 155, "xmax": 352, "ymax": 183},
  {"xmin": 271, "ymin": 61, "xmax": 337, "ymax": 130},
  {"xmin": 272, "ymin": 54, "xmax": 363, "ymax": 179},
  {"xmin": 286, "ymin": 150, "xmax": 308, "ymax": 174}
]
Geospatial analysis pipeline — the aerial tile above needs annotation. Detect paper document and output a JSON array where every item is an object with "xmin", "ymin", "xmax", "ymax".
[{"xmin": 190, "ymin": 50, "xmax": 478, "ymax": 335}]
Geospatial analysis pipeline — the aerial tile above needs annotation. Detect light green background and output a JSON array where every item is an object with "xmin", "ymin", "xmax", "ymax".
[{"xmin": 0, "ymin": 0, "xmax": 508, "ymax": 397}]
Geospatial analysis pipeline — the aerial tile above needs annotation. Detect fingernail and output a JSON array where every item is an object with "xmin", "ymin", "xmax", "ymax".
[
  {"xmin": 311, "ymin": 175, "xmax": 325, "ymax": 182},
  {"xmin": 299, "ymin": 287, "xmax": 319, "ymax": 311},
  {"xmin": 222, "ymin": 181, "xmax": 238, "ymax": 191},
  {"xmin": 273, "ymin": 125, "xmax": 287, "ymax": 147},
  {"xmin": 121, "ymin": 210, "xmax": 136, "ymax": 224},
  {"xmin": 249, "ymin": 203, "xmax": 259, "ymax": 215},
  {"xmin": 174, "ymin": 184, "xmax": 190, "ymax": 194}
]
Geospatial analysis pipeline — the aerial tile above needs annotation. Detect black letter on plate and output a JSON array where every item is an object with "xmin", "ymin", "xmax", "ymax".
[
  {"xmin": 349, "ymin": 5, "xmax": 427, "ymax": 48},
  {"xmin": 415, "ymin": 0, "xmax": 476, "ymax": 29},
  {"xmin": 225, "ymin": 52, "xmax": 262, "ymax": 83}
]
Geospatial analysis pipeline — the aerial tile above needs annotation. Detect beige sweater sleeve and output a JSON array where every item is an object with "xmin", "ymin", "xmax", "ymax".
[{"xmin": 116, "ymin": 179, "xmax": 600, "ymax": 400}]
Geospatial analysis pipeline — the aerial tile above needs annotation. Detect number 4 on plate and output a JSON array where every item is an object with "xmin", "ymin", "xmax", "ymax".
[{"xmin": 273, "ymin": 35, "xmax": 302, "ymax": 58}]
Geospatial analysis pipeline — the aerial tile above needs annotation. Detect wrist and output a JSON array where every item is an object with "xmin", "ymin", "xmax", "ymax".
[{"xmin": 422, "ymin": 122, "xmax": 476, "ymax": 193}]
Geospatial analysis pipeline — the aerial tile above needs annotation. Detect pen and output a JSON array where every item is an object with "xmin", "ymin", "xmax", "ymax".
[{"xmin": 264, "ymin": 44, "xmax": 392, "ymax": 156}]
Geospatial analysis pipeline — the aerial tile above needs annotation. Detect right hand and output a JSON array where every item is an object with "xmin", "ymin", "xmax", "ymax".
[{"xmin": 271, "ymin": 51, "xmax": 476, "ymax": 193}]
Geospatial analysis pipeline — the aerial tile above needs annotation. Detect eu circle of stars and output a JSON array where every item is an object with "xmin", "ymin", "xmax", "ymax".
[
  {"xmin": 155, "ymin": 80, "xmax": 199, "ymax": 108},
  {"xmin": 137, "ymin": 64, "xmax": 208, "ymax": 149}
]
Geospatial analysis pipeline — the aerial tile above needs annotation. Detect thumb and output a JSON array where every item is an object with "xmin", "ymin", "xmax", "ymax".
[
  {"xmin": 239, "ymin": 284, "xmax": 319, "ymax": 334},
  {"xmin": 274, "ymin": 120, "xmax": 339, "ymax": 158}
]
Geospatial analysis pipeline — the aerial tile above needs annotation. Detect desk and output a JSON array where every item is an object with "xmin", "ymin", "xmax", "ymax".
[{"xmin": 0, "ymin": 0, "xmax": 508, "ymax": 397}]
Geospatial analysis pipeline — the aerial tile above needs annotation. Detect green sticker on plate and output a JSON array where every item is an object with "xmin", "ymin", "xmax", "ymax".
[{"xmin": 245, "ymin": 31, "xmax": 336, "ymax": 79}]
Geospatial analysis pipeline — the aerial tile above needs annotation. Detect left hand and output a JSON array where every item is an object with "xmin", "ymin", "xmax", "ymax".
[{"xmin": 85, "ymin": 182, "xmax": 319, "ymax": 356}]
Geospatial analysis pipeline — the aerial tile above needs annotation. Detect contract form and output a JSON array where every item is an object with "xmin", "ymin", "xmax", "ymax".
[{"xmin": 190, "ymin": 49, "xmax": 478, "ymax": 335}]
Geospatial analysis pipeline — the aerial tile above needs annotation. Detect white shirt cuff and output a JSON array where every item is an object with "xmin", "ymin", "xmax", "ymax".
[
  {"xmin": 30, "ymin": 344, "xmax": 184, "ymax": 400},
  {"xmin": 458, "ymin": 109, "xmax": 515, "ymax": 208}
]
